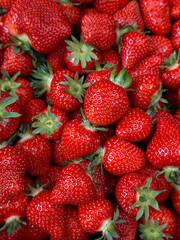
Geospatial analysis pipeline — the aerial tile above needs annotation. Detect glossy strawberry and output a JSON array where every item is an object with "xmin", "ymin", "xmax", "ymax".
[
  {"xmin": 0, "ymin": 13, "xmax": 13, "ymax": 48},
  {"xmin": 171, "ymin": 189, "xmax": 180, "ymax": 214},
  {"xmin": 0, "ymin": 0, "xmax": 15, "ymax": 10},
  {"xmin": 171, "ymin": 20, "xmax": 180, "ymax": 51}
]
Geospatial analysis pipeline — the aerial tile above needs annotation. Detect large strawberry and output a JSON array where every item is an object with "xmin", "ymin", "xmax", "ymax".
[
  {"xmin": 140, "ymin": 0, "xmax": 171, "ymax": 35},
  {"xmin": 0, "ymin": 0, "xmax": 15, "ymax": 10},
  {"xmin": 5, "ymin": 0, "xmax": 71, "ymax": 53},
  {"xmin": 84, "ymin": 68, "xmax": 130, "ymax": 125}
]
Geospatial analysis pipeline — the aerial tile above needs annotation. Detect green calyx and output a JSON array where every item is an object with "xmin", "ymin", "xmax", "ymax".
[
  {"xmin": 32, "ymin": 105, "xmax": 61, "ymax": 138},
  {"xmin": 84, "ymin": 61, "xmax": 117, "ymax": 73},
  {"xmin": 0, "ymin": 70, "xmax": 21, "ymax": 96},
  {"xmin": 30, "ymin": 62, "xmax": 53, "ymax": 97},
  {"xmin": 146, "ymin": 84, "xmax": 168, "ymax": 118},
  {"xmin": 96, "ymin": 207, "xmax": 125, "ymax": 240},
  {"xmin": 60, "ymin": 72, "xmax": 90, "ymax": 103},
  {"xmin": 54, "ymin": 0, "xmax": 80, "ymax": 6},
  {"xmin": 139, "ymin": 220, "xmax": 172, "ymax": 240},
  {"xmin": 110, "ymin": 68, "xmax": 132, "ymax": 90},
  {"xmin": 25, "ymin": 181, "xmax": 49, "ymax": 197},
  {"xmin": 0, "ymin": 6, "xmax": 8, "ymax": 16},
  {"xmin": 88, "ymin": 146, "xmax": 105, "ymax": 176},
  {"xmin": 0, "ymin": 94, "xmax": 21, "ymax": 121},
  {"xmin": 129, "ymin": 177, "xmax": 164, "ymax": 221},
  {"xmin": 0, "ymin": 216, "xmax": 26, "ymax": 237},
  {"xmin": 159, "ymin": 50, "xmax": 180, "ymax": 72},
  {"xmin": 65, "ymin": 35, "xmax": 98, "ymax": 69}
]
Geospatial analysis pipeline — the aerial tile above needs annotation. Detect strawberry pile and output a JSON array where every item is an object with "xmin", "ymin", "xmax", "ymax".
[{"xmin": 0, "ymin": 0, "xmax": 180, "ymax": 239}]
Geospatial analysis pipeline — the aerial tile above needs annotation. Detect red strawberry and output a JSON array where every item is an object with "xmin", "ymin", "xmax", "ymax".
[
  {"xmin": 84, "ymin": 69, "xmax": 130, "ymax": 125},
  {"xmin": 27, "ymin": 190, "xmax": 65, "ymax": 239},
  {"xmin": 139, "ymin": 205, "xmax": 176, "ymax": 239},
  {"xmin": 102, "ymin": 136, "xmax": 146, "ymax": 175},
  {"xmin": 22, "ymin": 176, "xmax": 35, "ymax": 195},
  {"xmin": 171, "ymin": 189, "xmax": 180, "ymax": 214},
  {"xmin": 170, "ymin": 20, "xmax": 180, "ymax": 52},
  {"xmin": 0, "ymin": 0, "xmax": 15, "ymax": 10},
  {"xmin": 5, "ymin": 0, "xmax": 71, "ymax": 53},
  {"xmin": 128, "ymin": 54, "xmax": 164, "ymax": 80},
  {"xmin": 171, "ymin": 5, "xmax": 180, "ymax": 19},
  {"xmin": 93, "ymin": 0, "xmax": 129, "ymax": 15},
  {"xmin": 140, "ymin": 0, "xmax": 171, "ymax": 35},
  {"xmin": 174, "ymin": 211, "xmax": 180, "ymax": 240},
  {"xmin": 81, "ymin": 10, "xmax": 117, "ymax": 50},
  {"xmin": 0, "ymin": 46, "xmax": 33, "ymax": 76},
  {"xmin": 116, "ymin": 108, "xmax": 152, "ymax": 142},
  {"xmin": 84, "ymin": 68, "xmax": 112, "ymax": 86},
  {"xmin": 0, "ymin": 91, "xmax": 21, "ymax": 142},
  {"xmin": 32, "ymin": 106, "xmax": 68, "ymax": 140},
  {"xmin": 50, "ymin": 163, "xmax": 96, "ymax": 205},
  {"xmin": 146, "ymin": 118, "xmax": 180, "ymax": 168},
  {"xmin": 104, "ymin": 171, "xmax": 120, "ymax": 197},
  {"xmin": 98, "ymin": 125, "xmax": 115, "ymax": 146},
  {"xmin": 113, "ymin": 0, "xmax": 145, "ymax": 32},
  {"xmin": 149, "ymin": 35, "xmax": 174, "ymax": 58},
  {"xmin": 51, "ymin": 139, "xmax": 68, "ymax": 166},
  {"xmin": 175, "ymin": 109, "xmax": 180, "ymax": 121},
  {"xmin": 64, "ymin": 205, "xmax": 90, "ymax": 240},
  {"xmin": 15, "ymin": 129, "xmax": 51, "ymax": 176},
  {"xmin": 60, "ymin": 118, "xmax": 101, "ymax": 160},
  {"xmin": 0, "ymin": 13, "xmax": 14, "ymax": 48},
  {"xmin": 120, "ymin": 31, "xmax": 151, "ymax": 70},
  {"xmin": 115, "ymin": 173, "xmax": 162, "ymax": 221}
]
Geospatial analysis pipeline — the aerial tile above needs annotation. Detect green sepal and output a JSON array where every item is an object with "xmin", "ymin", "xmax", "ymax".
[
  {"xmin": 84, "ymin": 61, "xmax": 117, "ymax": 73},
  {"xmin": 109, "ymin": 68, "xmax": 132, "ymax": 89},
  {"xmin": 0, "ymin": 95, "xmax": 21, "ymax": 120},
  {"xmin": 0, "ymin": 6, "xmax": 8, "ymax": 16},
  {"xmin": 0, "ymin": 217, "xmax": 26, "ymax": 237},
  {"xmin": 159, "ymin": 50, "xmax": 180, "ymax": 72},
  {"xmin": 32, "ymin": 105, "xmax": 61, "ymax": 138},
  {"xmin": 129, "ymin": 177, "xmax": 164, "ymax": 221}
]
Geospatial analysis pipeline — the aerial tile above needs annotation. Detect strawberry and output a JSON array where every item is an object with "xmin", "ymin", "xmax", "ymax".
[
  {"xmin": 115, "ymin": 173, "xmax": 164, "ymax": 222},
  {"xmin": 64, "ymin": 35, "xmax": 101, "ymax": 75},
  {"xmin": 146, "ymin": 118, "xmax": 180, "ymax": 168},
  {"xmin": 32, "ymin": 105, "xmax": 68, "ymax": 140},
  {"xmin": 175, "ymin": 109, "xmax": 180, "ymax": 121},
  {"xmin": 174, "ymin": 211, "xmax": 180, "ymax": 240},
  {"xmin": 104, "ymin": 171, "xmax": 120, "ymax": 198},
  {"xmin": 0, "ymin": 194, "xmax": 30, "ymax": 236},
  {"xmin": 84, "ymin": 68, "xmax": 130, "ymax": 125},
  {"xmin": 98, "ymin": 125, "xmax": 115, "ymax": 146},
  {"xmin": 161, "ymin": 50, "xmax": 180, "ymax": 91},
  {"xmin": 149, "ymin": 35, "xmax": 174, "ymax": 58},
  {"xmin": 50, "ymin": 163, "xmax": 96, "ymax": 205},
  {"xmin": 0, "ymin": 91, "xmax": 21, "ymax": 143},
  {"xmin": 64, "ymin": 205, "xmax": 90, "ymax": 240},
  {"xmin": 27, "ymin": 189, "xmax": 65, "ymax": 239},
  {"xmin": 171, "ymin": 188, "xmax": 180, "ymax": 214},
  {"xmin": 93, "ymin": 0, "xmax": 129, "ymax": 15},
  {"xmin": 113, "ymin": 1, "xmax": 145, "ymax": 32},
  {"xmin": 78, "ymin": 198, "xmax": 121, "ymax": 239},
  {"xmin": 170, "ymin": 20, "xmax": 180, "ymax": 52},
  {"xmin": 5, "ymin": 0, "xmax": 71, "ymax": 53},
  {"xmin": 101, "ymin": 136, "xmax": 146, "ymax": 175},
  {"xmin": 120, "ymin": 31, "xmax": 151, "ymax": 70},
  {"xmin": 22, "ymin": 176, "xmax": 35, "ymax": 195},
  {"xmin": 116, "ymin": 108, "xmax": 152, "ymax": 142},
  {"xmin": 51, "ymin": 139, "xmax": 68, "ymax": 166},
  {"xmin": 171, "ymin": 5, "xmax": 180, "ymax": 19},
  {"xmin": 60, "ymin": 118, "xmax": 101, "ymax": 160},
  {"xmin": 0, "ymin": 13, "xmax": 14, "ymax": 48},
  {"xmin": 140, "ymin": 0, "xmax": 171, "ymax": 35},
  {"xmin": 0, "ymin": 146, "xmax": 27, "ymax": 201},
  {"xmin": 15, "ymin": 128, "xmax": 51, "ymax": 176},
  {"xmin": 0, "ymin": 46, "xmax": 33, "ymax": 76},
  {"xmin": 139, "ymin": 205, "xmax": 176, "ymax": 239},
  {"xmin": 128, "ymin": 54, "xmax": 164, "ymax": 80},
  {"xmin": 36, "ymin": 165, "xmax": 63, "ymax": 191},
  {"xmin": 81, "ymin": 10, "xmax": 117, "ymax": 50},
  {"xmin": 0, "ymin": 0, "xmax": 15, "ymax": 10}
]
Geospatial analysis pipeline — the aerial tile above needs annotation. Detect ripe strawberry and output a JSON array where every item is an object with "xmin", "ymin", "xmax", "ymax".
[
  {"xmin": 146, "ymin": 118, "xmax": 180, "ymax": 168},
  {"xmin": 98, "ymin": 125, "xmax": 115, "ymax": 146},
  {"xmin": 60, "ymin": 118, "xmax": 101, "ymax": 160},
  {"xmin": 27, "ymin": 190, "xmax": 65, "ymax": 239},
  {"xmin": 128, "ymin": 54, "xmax": 164, "ymax": 80},
  {"xmin": 84, "ymin": 68, "xmax": 130, "ymax": 125},
  {"xmin": 101, "ymin": 136, "xmax": 146, "ymax": 175},
  {"xmin": 171, "ymin": 5, "xmax": 180, "ymax": 19},
  {"xmin": 50, "ymin": 163, "xmax": 96, "ymax": 205},
  {"xmin": 46, "ymin": 41, "xmax": 67, "ymax": 73},
  {"xmin": 149, "ymin": 35, "xmax": 174, "ymax": 58},
  {"xmin": 0, "ymin": 91, "xmax": 21, "ymax": 143},
  {"xmin": 116, "ymin": 108, "xmax": 152, "ymax": 142},
  {"xmin": 104, "ymin": 170, "xmax": 120, "ymax": 197},
  {"xmin": 175, "ymin": 109, "xmax": 180, "ymax": 121},
  {"xmin": 81, "ymin": 10, "xmax": 117, "ymax": 50},
  {"xmin": 36, "ymin": 165, "xmax": 63, "ymax": 191},
  {"xmin": 15, "ymin": 128, "xmax": 51, "ymax": 176},
  {"xmin": 0, "ymin": 13, "xmax": 14, "ymax": 48},
  {"xmin": 113, "ymin": 1, "xmax": 145, "ymax": 32},
  {"xmin": 0, "ymin": 146, "xmax": 27, "ymax": 201},
  {"xmin": 139, "ymin": 205, "xmax": 176, "ymax": 239},
  {"xmin": 0, "ymin": 46, "xmax": 33, "ymax": 76},
  {"xmin": 140, "ymin": 0, "xmax": 171, "ymax": 35},
  {"xmin": 169, "ymin": 0, "xmax": 180, "ymax": 8},
  {"xmin": 5, "ymin": 0, "xmax": 71, "ymax": 53},
  {"xmin": 32, "ymin": 105, "xmax": 68, "ymax": 140},
  {"xmin": 0, "ymin": 194, "xmax": 30, "ymax": 236},
  {"xmin": 170, "ymin": 20, "xmax": 180, "ymax": 52},
  {"xmin": 64, "ymin": 205, "xmax": 91, "ymax": 240},
  {"xmin": 0, "ymin": 0, "xmax": 15, "ymax": 10},
  {"xmin": 51, "ymin": 139, "xmax": 68, "ymax": 166},
  {"xmin": 22, "ymin": 176, "xmax": 35, "ymax": 195},
  {"xmin": 93, "ymin": 0, "xmax": 129, "ymax": 15},
  {"xmin": 171, "ymin": 189, "xmax": 180, "ymax": 214},
  {"xmin": 115, "ymin": 173, "xmax": 163, "ymax": 221},
  {"xmin": 120, "ymin": 31, "xmax": 151, "ymax": 70},
  {"xmin": 174, "ymin": 211, "xmax": 180, "ymax": 240},
  {"xmin": 161, "ymin": 50, "xmax": 180, "ymax": 91}
]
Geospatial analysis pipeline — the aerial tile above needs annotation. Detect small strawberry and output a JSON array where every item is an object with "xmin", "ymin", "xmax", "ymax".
[
  {"xmin": 116, "ymin": 108, "xmax": 152, "ymax": 142},
  {"xmin": 170, "ymin": 20, "xmax": 180, "ymax": 52},
  {"xmin": 140, "ymin": 0, "xmax": 171, "ymax": 35}
]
